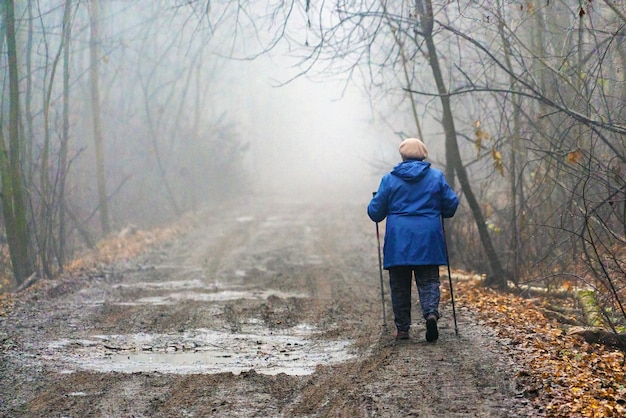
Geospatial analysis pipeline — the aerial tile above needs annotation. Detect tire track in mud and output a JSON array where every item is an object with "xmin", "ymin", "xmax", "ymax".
[
  {"xmin": 81, "ymin": 204, "xmax": 267, "ymax": 335},
  {"xmin": 353, "ymin": 321, "xmax": 529, "ymax": 417},
  {"xmin": 284, "ymin": 203, "xmax": 394, "ymax": 416},
  {"xmin": 314, "ymin": 206, "xmax": 385, "ymax": 335},
  {"xmin": 177, "ymin": 206, "xmax": 265, "ymax": 285}
]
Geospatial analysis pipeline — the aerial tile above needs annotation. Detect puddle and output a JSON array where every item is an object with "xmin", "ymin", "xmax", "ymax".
[
  {"xmin": 164, "ymin": 289, "xmax": 307, "ymax": 302},
  {"xmin": 46, "ymin": 325, "xmax": 354, "ymax": 376},
  {"xmin": 260, "ymin": 216, "xmax": 296, "ymax": 228},
  {"xmin": 100, "ymin": 278, "xmax": 308, "ymax": 306},
  {"xmin": 91, "ymin": 288, "xmax": 308, "ymax": 306},
  {"xmin": 112, "ymin": 279, "xmax": 206, "ymax": 290},
  {"xmin": 306, "ymin": 255, "xmax": 323, "ymax": 265}
]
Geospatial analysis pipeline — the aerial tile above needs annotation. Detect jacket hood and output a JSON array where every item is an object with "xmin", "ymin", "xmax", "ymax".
[{"xmin": 391, "ymin": 160, "xmax": 431, "ymax": 182}]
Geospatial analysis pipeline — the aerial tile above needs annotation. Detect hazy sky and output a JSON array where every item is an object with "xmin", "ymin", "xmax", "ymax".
[{"xmin": 215, "ymin": 54, "xmax": 391, "ymax": 201}]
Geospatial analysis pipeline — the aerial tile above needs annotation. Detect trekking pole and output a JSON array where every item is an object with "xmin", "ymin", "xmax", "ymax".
[
  {"xmin": 441, "ymin": 217, "xmax": 459, "ymax": 336},
  {"xmin": 373, "ymin": 192, "xmax": 387, "ymax": 327}
]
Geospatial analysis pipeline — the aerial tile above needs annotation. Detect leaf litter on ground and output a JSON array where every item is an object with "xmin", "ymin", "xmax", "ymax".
[{"xmin": 453, "ymin": 278, "xmax": 626, "ymax": 417}]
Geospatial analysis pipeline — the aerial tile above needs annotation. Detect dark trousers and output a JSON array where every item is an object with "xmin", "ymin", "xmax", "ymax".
[{"xmin": 388, "ymin": 265, "xmax": 440, "ymax": 332}]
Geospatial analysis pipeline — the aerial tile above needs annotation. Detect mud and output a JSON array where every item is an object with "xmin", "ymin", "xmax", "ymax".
[{"xmin": 0, "ymin": 194, "xmax": 540, "ymax": 417}]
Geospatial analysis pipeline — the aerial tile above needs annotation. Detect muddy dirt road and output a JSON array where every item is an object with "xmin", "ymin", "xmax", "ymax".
[{"xmin": 1, "ymin": 194, "xmax": 537, "ymax": 417}]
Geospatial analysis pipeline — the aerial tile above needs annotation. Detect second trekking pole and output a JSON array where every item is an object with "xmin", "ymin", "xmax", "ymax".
[
  {"xmin": 373, "ymin": 192, "xmax": 387, "ymax": 327},
  {"xmin": 441, "ymin": 217, "xmax": 459, "ymax": 336}
]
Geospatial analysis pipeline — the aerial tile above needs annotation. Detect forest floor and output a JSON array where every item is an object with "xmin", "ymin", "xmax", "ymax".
[{"xmin": 0, "ymin": 194, "xmax": 624, "ymax": 417}]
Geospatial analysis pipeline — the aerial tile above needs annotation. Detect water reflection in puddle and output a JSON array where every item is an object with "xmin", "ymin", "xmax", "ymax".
[
  {"xmin": 112, "ymin": 279, "xmax": 207, "ymax": 290},
  {"xmin": 91, "ymin": 289, "xmax": 308, "ymax": 306},
  {"xmin": 236, "ymin": 216, "xmax": 255, "ymax": 223},
  {"xmin": 48, "ymin": 325, "xmax": 354, "ymax": 376},
  {"xmin": 98, "ymin": 278, "xmax": 308, "ymax": 306}
]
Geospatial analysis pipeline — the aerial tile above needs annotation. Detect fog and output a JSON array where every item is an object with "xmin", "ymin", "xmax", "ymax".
[
  {"xmin": 215, "ymin": 56, "xmax": 388, "ymax": 201},
  {"xmin": 93, "ymin": 0, "xmax": 423, "ymax": 221},
  {"xmin": 79, "ymin": 0, "xmax": 416, "ymax": 225},
  {"xmin": 6, "ymin": 0, "xmax": 445, "ymax": 236}
]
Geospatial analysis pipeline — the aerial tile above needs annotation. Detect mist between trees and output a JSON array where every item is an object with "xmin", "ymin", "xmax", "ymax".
[{"xmin": 1, "ymin": 0, "xmax": 626, "ymax": 329}]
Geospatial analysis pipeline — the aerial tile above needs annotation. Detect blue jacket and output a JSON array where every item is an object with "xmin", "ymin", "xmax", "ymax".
[{"xmin": 368, "ymin": 160, "xmax": 459, "ymax": 269}]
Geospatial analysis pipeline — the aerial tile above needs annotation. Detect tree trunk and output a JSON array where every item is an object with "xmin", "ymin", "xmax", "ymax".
[
  {"xmin": 24, "ymin": 0, "xmax": 34, "ymax": 181},
  {"xmin": 417, "ymin": 0, "xmax": 508, "ymax": 288},
  {"xmin": 569, "ymin": 327, "xmax": 626, "ymax": 352},
  {"xmin": 496, "ymin": 0, "xmax": 522, "ymax": 285},
  {"xmin": 89, "ymin": 0, "xmax": 110, "ymax": 235},
  {"xmin": 2, "ymin": 0, "xmax": 35, "ymax": 285},
  {"xmin": 57, "ymin": 0, "xmax": 73, "ymax": 269}
]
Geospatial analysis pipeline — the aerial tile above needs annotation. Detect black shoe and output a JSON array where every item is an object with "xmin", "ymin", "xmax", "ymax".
[
  {"xmin": 426, "ymin": 314, "xmax": 438, "ymax": 342},
  {"xmin": 396, "ymin": 330, "xmax": 409, "ymax": 341}
]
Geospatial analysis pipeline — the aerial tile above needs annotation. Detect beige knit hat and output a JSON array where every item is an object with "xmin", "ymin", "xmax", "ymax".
[{"xmin": 399, "ymin": 138, "xmax": 428, "ymax": 161}]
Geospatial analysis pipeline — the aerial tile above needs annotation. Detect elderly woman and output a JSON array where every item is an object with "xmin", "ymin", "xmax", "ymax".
[{"xmin": 368, "ymin": 138, "xmax": 459, "ymax": 342}]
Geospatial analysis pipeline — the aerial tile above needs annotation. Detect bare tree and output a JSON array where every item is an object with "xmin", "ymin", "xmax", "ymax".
[
  {"xmin": 88, "ymin": 0, "xmax": 110, "ymax": 235},
  {"xmin": 422, "ymin": 0, "xmax": 626, "ymax": 320},
  {"xmin": 414, "ymin": 0, "xmax": 508, "ymax": 287},
  {"xmin": 1, "ymin": 0, "xmax": 35, "ymax": 285},
  {"xmin": 55, "ymin": 0, "xmax": 75, "ymax": 269}
]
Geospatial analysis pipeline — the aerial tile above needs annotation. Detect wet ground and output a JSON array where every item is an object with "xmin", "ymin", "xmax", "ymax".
[{"xmin": 0, "ymin": 194, "xmax": 539, "ymax": 417}]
